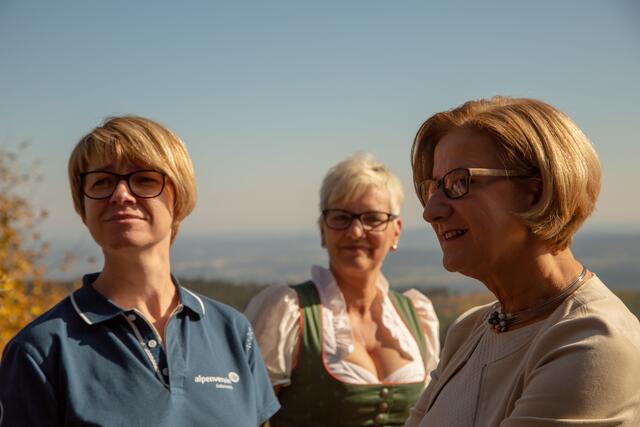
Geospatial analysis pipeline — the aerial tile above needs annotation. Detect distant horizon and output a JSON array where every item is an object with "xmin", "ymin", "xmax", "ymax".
[
  {"xmin": 38, "ymin": 221, "xmax": 640, "ymax": 247},
  {"xmin": 43, "ymin": 227, "xmax": 640, "ymax": 294},
  {"xmin": 42, "ymin": 220, "xmax": 640, "ymax": 242}
]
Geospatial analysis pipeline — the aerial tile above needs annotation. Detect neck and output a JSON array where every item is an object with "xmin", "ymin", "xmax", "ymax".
[
  {"xmin": 92, "ymin": 243, "xmax": 177, "ymax": 324},
  {"xmin": 331, "ymin": 265, "xmax": 381, "ymax": 316},
  {"xmin": 478, "ymin": 246, "xmax": 584, "ymax": 314}
]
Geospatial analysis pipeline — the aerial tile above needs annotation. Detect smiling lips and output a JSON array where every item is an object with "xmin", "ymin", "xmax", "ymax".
[
  {"xmin": 341, "ymin": 245, "xmax": 370, "ymax": 252},
  {"xmin": 105, "ymin": 213, "xmax": 144, "ymax": 222},
  {"xmin": 442, "ymin": 229, "xmax": 467, "ymax": 241}
]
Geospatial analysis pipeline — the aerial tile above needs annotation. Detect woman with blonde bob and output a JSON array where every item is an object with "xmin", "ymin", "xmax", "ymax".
[
  {"xmin": 246, "ymin": 153, "xmax": 440, "ymax": 427},
  {"xmin": 404, "ymin": 96, "xmax": 640, "ymax": 426},
  {"xmin": 0, "ymin": 116, "xmax": 279, "ymax": 426}
]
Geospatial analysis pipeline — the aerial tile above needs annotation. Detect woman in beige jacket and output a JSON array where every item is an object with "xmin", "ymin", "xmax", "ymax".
[{"xmin": 405, "ymin": 96, "xmax": 640, "ymax": 426}]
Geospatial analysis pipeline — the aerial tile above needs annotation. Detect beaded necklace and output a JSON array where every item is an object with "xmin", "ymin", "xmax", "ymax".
[{"xmin": 487, "ymin": 266, "xmax": 588, "ymax": 333}]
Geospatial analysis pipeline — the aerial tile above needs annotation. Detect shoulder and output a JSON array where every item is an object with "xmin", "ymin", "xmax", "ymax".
[
  {"xmin": 529, "ymin": 275, "xmax": 640, "ymax": 364},
  {"xmin": 499, "ymin": 277, "xmax": 640, "ymax": 421},
  {"xmin": 397, "ymin": 288, "xmax": 440, "ymax": 332},
  {"xmin": 250, "ymin": 284, "xmax": 299, "ymax": 307},
  {"xmin": 571, "ymin": 275, "xmax": 640, "ymax": 343},
  {"xmin": 244, "ymin": 284, "xmax": 299, "ymax": 324},
  {"xmin": 4, "ymin": 296, "xmax": 78, "ymax": 360},
  {"xmin": 402, "ymin": 289, "xmax": 437, "ymax": 315},
  {"xmin": 184, "ymin": 289, "xmax": 252, "ymax": 330},
  {"xmin": 179, "ymin": 289, "xmax": 264, "ymax": 362}
]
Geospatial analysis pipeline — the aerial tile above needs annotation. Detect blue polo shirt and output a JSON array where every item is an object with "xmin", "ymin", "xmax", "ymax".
[{"xmin": 0, "ymin": 273, "xmax": 280, "ymax": 426}]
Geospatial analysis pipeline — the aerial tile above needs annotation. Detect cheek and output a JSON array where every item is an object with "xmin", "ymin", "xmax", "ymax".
[
  {"xmin": 322, "ymin": 229, "xmax": 340, "ymax": 251},
  {"xmin": 82, "ymin": 201, "xmax": 100, "ymax": 224},
  {"xmin": 163, "ymin": 184, "xmax": 177, "ymax": 216},
  {"xmin": 370, "ymin": 235, "xmax": 391, "ymax": 255},
  {"xmin": 149, "ymin": 193, "xmax": 176, "ymax": 222}
]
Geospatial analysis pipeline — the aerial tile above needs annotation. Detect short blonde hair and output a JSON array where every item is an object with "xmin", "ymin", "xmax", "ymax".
[
  {"xmin": 68, "ymin": 116, "xmax": 196, "ymax": 240},
  {"xmin": 320, "ymin": 153, "xmax": 404, "ymax": 215},
  {"xmin": 411, "ymin": 96, "xmax": 601, "ymax": 250}
]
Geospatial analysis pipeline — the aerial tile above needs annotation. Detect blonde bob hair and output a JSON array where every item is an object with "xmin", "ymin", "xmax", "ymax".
[
  {"xmin": 320, "ymin": 153, "xmax": 404, "ymax": 216},
  {"xmin": 68, "ymin": 115, "xmax": 196, "ymax": 240},
  {"xmin": 411, "ymin": 96, "xmax": 601, "ymax": 250}
]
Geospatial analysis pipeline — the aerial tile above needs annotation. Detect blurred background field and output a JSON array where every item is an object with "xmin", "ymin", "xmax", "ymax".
[
  {"xmin": 180, "ymin": 279, "xmax": 640, "ymax": 345},
  {"xmin": 35, "ymin": 225, "xmax": 640, "ymax": 347},
  {"xmin": 5, "ymin": 276, "xmax": 639, "ymax": 353}
]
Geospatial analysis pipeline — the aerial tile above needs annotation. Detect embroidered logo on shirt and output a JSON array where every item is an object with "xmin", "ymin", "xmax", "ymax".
[
  {"xmin": 245, "ymin": 327, "xmax": 254, "ymax": 353},
  {"xmin": 194, "ymin": 372, "xmax": 240, "ymax": 390}
]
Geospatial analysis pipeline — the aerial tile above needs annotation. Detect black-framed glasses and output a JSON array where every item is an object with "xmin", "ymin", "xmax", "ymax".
[
  {"xmin": 322, "ymin": 209, "xmax": 398, "ymax": 232},
  {"xmin": 79, "ymin": 170, "xmax": 166, "ymax": 200},
  {"xmin": 418, "ymin": 167, "xmax": 533, "ymax": 205}
]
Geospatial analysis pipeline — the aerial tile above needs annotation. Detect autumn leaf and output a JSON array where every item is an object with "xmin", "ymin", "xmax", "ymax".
[{"xmin": 0, "ymin": 147, "xmax": 69, "ymax": 353}]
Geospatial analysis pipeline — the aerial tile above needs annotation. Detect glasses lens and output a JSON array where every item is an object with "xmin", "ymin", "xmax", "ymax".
[
  {"xmin": 419, "ymin": 180, "xmax": 436, "ymax": 204},
  {"xmin": 324, "ymin": 210, "xmax": 352, "ymax": 230},
  {"xmin": 129, "ymin": 171, "xmax": 165, "ymax": 197},
  {"xmin": 361, "ymin": 212, "xmax": 390, "ymax": 231},
  {"xmin": 83, "ymin": 172, "xmax": 117, "ymax": 199},
  {"xmin": 443, "ymin": 169, "xmax": 469, "ymax": 198}
]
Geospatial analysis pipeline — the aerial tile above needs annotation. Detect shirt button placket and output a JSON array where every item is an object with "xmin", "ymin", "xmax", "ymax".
[{"xmin": 126, "ymin": 311, "xmax": 168, "ymax": 387}]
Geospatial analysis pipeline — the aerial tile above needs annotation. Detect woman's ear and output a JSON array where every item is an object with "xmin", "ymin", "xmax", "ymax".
[
  {"xmin": 393, "ymin": 217, "xmax": 403, "ymax": 247},
  {"xmin": 518, "ymin": 177, "xmax": 542, "ymax": 209},
  {"xmin": 395, "ymin": 217, "xmax": 403, "ymax": 235},
  {"xmin": 512, "ymin": 177, "xmax": 541, "ymax": 212},
  {"xmin": 320, "ymin": 227, "xmax": 326, "ymax": 248},
  {"xmin": 529, "ymin": 178, "xmax": 543, "ymax": 207}
]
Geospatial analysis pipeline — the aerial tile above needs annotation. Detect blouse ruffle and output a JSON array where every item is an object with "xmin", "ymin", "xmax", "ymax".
[{"xmin": 245, "ymin": 265, "xmax": 440, "ymax": 386}]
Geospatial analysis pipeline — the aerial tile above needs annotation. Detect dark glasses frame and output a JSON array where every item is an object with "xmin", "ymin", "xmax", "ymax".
[
  {"xmin": 322, "ymin": 209, "xmax": 398, "ymax": 232},
  {"xmin": 79, "ymin": 169, "xmax": 166, "ymax": 200},
  {"xmin": 418, "ymin": 167, "xmax": 534, "ymax": 205}
]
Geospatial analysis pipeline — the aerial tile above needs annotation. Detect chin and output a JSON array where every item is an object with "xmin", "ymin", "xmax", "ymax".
[
  {"xmin": 333, "ymin": 258, "xmax": 375, "ymax": 275},
  {"xmin": 101, "ymin": 238, "xmax": 147, "ymax": 251},
  {"xmin": 97, "ymin": 231, "xmax": 162, "ymax": 252},
  {"xmin": 442, "ymin": 262, "xmax": 461, "ymax": 273},
  {"xmin": 441, "ymin": 253, "xmax": 466, "ymax": 274}
]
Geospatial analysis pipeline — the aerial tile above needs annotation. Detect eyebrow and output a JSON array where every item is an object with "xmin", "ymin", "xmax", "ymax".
[
  {"xmin": 85, "ymin": 163, "xmax": 145, "ymax": 173},
  {"xmin": 86, "ymin": 166, "xmax": 114, "ymax": 172}
]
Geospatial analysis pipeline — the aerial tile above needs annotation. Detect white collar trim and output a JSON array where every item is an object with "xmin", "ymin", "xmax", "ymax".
[{"xmin": 310, "ymin": 265, "xmax": 418, "ymax": 364}]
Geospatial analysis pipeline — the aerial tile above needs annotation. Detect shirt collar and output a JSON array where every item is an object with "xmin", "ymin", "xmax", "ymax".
[
  {"xmin": 71, "ymin": 273, "xmax": 206, "ymax": 325},
  {"xmin": 177, "ymin": 280, "xmax": 206, "ymax": 318}
]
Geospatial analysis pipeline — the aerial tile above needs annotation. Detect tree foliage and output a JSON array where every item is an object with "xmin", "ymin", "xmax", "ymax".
[{"xmin": 0, "ymin": 145, "xmax": 67, "ymax": 352}]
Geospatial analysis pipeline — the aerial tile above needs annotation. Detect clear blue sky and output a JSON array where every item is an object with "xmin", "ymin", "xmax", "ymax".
[{"xmin": 1, "ymin": 0, "xmax": 638, "ymax": 239}]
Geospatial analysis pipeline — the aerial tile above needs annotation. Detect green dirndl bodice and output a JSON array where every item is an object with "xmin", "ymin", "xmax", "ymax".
[{"xmin": 270, "ymin": 281, "xmax": 428, "ymax": 427}]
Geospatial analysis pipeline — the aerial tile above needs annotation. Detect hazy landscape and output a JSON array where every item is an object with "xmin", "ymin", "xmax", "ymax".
[
  {"xmin": 31, "ymin": 228, "xmax": 640, "ymax": 341},
  {"xmin": 48, "ymin": 228, "xmax": 640, "ymax": 294}
]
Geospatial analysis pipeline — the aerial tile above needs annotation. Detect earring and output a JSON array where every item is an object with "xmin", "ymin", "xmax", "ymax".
[{"xmin": 391, "ymin": 244, "xmax": 398, "ymax": 251}]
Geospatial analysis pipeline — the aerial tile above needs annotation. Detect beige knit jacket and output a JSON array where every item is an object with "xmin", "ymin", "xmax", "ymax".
[{"xmin": 404, "ymin": 275, "xmax": 640, "ymax": 427}]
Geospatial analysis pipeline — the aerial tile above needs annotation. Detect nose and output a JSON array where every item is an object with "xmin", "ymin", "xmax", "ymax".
[
  {"xmin": 422, "ymin": 191, "xmax": 451, "ymax": 225},
  {"xmin": 345, "ymin": 217, "xmax": 366, "ymax": 238},
  {"xmin": 110, "ymin": 180, "xmax": 136, "ymax": 205}
]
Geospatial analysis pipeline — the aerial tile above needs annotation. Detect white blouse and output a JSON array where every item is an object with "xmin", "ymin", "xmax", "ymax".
[{"xmin": 245, "ymin": 265, "xmax": 440, "ymax": 386}]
